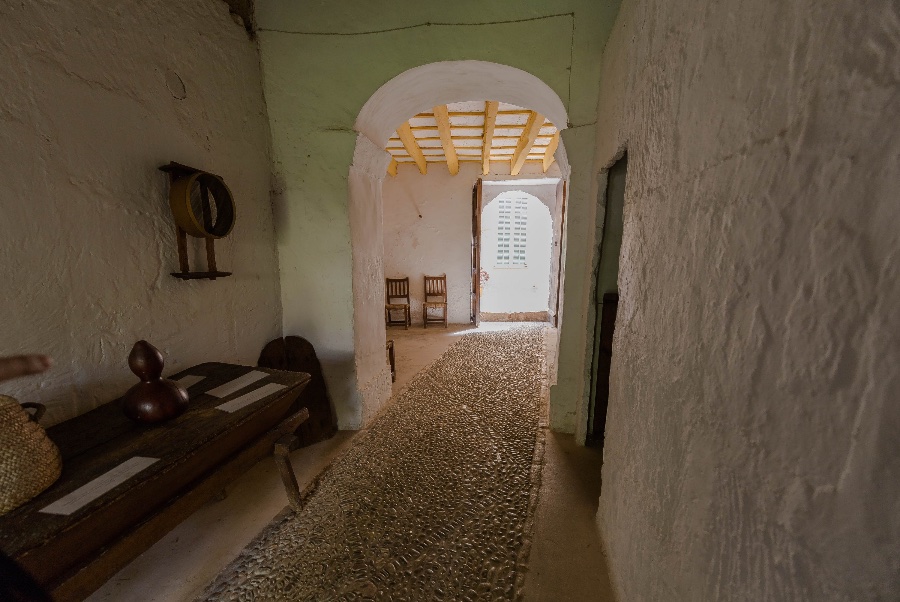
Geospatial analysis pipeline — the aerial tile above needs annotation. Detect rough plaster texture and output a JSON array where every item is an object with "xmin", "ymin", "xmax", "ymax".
[
  {"xmin": 382, "ymin": 165, "xmax": 561, "ymax": 326},
  {"xmin": 348, "ymin": 135, "xmax": 393, "ymax": 427},
  {"xmin": 255, "ymin": 0, "xmax": 621, "ymax": 432},
  {"xmin": 0, "ymin": 0, "xmax": 281, "ymax": 425},
  {"xmin": 589, "ymin": 0, "xmax": 900, "ymax": 599}
]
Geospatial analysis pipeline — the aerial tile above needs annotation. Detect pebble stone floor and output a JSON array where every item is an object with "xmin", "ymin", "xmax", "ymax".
[{"xmin": 198, "ymin": 326, "xmax": 546, "ymax": 601}]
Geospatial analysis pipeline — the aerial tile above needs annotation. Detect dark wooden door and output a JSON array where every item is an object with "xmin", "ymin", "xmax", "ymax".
[
  {"xmin": 590, "ymin": 293, "xmax": 618, "ymax": 440},
  {"xmin": 471, "ymin": 179, "xmax": 482, "ymax": 325},
  {"xmin": 587, "ymin": 153, "xmax": 627, "ymax": 444}
]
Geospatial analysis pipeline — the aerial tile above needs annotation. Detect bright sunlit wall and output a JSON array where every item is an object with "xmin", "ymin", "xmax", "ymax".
[{"xmin": 480, "ymin": 191, "xmax": 553, "ymax": 313}]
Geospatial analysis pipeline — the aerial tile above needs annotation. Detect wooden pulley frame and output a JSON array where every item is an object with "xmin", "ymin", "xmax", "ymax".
[
  {"xmin": 159, "ymin": 161, "xmax": 235, "ymax": 280},
  {"xmin": 169, "ymin": 171, "xmax": 236, "ymax": 239}
]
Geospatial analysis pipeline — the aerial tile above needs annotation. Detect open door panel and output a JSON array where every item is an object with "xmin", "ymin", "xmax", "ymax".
[{"xmin": 471, "ymin": 179, "xmax": 482, "ymax": 326}]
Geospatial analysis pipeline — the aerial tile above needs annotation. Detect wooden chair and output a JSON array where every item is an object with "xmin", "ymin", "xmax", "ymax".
[
  {"xmin": 423, "ymin": 274, "xmax": 448, "ymax": 328},
  {"xmin": 385, "ymin": 277, "xmax": 411, "ymax": 329}
]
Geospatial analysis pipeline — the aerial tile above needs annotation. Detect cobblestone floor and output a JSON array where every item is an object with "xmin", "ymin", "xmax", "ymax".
[{"xmin": 198, "ymin": 326, "xmax": 545, "ymax": 601}]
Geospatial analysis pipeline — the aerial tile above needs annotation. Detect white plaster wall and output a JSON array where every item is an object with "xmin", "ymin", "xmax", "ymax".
[
  {"xmin": 382, "ymin": 163, "xmax": 561, "ymax": 326},
  {"xmin": 382, "ymin": 163, "xmax": 472, "ymax": 325},
  {"xmin": 355, "ymin": 61, "xmax": 568, "ymax": 148},
  {"xmin": 349, "ymin": 136, "xmax": 393, "ymax": 426},
  {"xmin": 590, "ymin": 0, "xmax": 900, "ymax": 599},
  {"xmin": 481, "ymin": 193, "xmax": 554, "ymax": 313},
  {"xmin": 0, "ymin": 0, "xmax": 282, "ymax": 425}
]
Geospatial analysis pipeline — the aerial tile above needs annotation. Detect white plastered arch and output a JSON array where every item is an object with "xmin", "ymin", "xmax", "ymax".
[
  {"xmin": 347, "ymin": 61, "xmax": 570, "ymax": 428},
  {"xmin": 355, "ymin": 60, "xmax": 569, "ymax": 149}
]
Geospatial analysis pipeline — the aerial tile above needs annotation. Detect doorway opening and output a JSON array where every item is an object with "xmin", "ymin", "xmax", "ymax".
[
  {"xmin": 587, "ymin": 153, "xmax": 627, "ymax": 446},
  {"xmin": 379, "ymin": 101, "xmax": 566, "ymax": 330},
  {"xmin": 348, "ymin": 60, "xmax": 571, "ymax": 428},
  {"xmin": 478, "ymin": 189, "xmax": 555, "ymax": 322}
]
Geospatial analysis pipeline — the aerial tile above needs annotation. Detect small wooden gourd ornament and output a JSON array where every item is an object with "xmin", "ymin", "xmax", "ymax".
[{"xmin": 122, "ymin": 341, "xmax": 189, "ymax": 424}]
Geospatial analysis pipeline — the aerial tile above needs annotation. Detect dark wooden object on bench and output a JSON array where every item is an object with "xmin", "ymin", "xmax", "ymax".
[
  {"xmin": 258, "ymin": 336, "xmax": 337, "ymax": 448},
  {"xmin": 0, "ymin": 362, "xmax": 310, "ymax": 602}
]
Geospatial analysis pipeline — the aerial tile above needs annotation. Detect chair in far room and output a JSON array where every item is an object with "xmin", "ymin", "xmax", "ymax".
[
  {"xmin": 423, "ymin": 274, "xmax": 448, "ymax": 328},
  {"xmin": 385, "ymin": 277, "xmax": 411, "ymax": 329}
]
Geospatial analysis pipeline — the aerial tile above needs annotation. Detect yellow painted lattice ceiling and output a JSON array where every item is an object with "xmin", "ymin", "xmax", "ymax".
[{"xmin": 386, "ymin": 101, "xmax": 560, "ymax": 177}]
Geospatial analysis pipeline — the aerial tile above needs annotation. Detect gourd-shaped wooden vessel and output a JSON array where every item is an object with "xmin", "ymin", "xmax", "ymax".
[{"xmin": 122, "ymin": 341, "xmax": 189, "ymax": 424}]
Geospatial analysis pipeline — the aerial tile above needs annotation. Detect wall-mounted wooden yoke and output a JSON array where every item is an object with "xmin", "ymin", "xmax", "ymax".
[
  {"xmin": 159, "ymin": 162, "xmax": 234, "ymax": 280},
  {"xmin": 168, "ymin": 171, "xmax": 235, "ymax": 238}
]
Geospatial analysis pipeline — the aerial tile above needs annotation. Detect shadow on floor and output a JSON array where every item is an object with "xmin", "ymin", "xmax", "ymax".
[{"xmin": 522, "ymin": 431, "xmax": 616, "ymax": 602}]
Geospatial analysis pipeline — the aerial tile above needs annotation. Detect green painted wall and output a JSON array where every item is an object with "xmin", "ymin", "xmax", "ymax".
[{"xmin": 256, "ymin": 0, "xmax": 622, "ymax": 430}]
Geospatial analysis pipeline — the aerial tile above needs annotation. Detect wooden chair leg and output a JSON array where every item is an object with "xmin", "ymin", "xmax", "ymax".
[{"xmin": 386, "ymin": 340, "xmax": 396, "ymax": 382}]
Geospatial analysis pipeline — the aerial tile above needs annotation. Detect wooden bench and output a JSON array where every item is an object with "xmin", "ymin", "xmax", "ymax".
[{"xmin": 0, "ymin": 362, "xmax": 310, "ymax": 601}]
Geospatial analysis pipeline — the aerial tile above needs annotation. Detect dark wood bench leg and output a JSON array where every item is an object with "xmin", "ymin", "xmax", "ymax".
[
  {"xmin": 274, "ymin": 434, "xmax": 303, "ymax": 512},
  {"xmin": 271, "ymin": 407, "xmax": 310, "ymax": 512}
]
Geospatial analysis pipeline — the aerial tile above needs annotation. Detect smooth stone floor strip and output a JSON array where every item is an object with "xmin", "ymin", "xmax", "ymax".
[{"xmin": 197, "ymin": 326, "xmax": 545, "ymax": 602}]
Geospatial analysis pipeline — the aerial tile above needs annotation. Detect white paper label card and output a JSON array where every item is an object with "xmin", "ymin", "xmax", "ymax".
[
  {"xmin": 39, "ymin": 457, "xmax": 160, "ymax": 516},
  {"xmin": 205, "ymin": 370, "xmax": 269, "ymax": 398},
  {"xmin": 175, "ymin": 374, "xmax": 205, "ymax": 388},
  {"xmin": 215, "ymin": 383, "xmax": 287, "ymax": 413}
]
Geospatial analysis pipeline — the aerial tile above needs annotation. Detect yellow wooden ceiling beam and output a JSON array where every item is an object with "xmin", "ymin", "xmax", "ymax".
[
  {"xmin": 543, "ymin": 131, "xmax": 560, "ymax": 173},
  {"xmin": 397, "ymin": 122, "xmax": 427, "ymax": 175},
  {"xmin": 409, "ymin": 125, "xmax": 523, "ymax": 132},
  {"xmin": 510, "ymin": 111, "xmax": 545, "ymax": 176},
  {"xmin": 482, "ymin": 101, "xmax": 499, "ymax": 176},
  {"xmin": 432, "ymin": 105, "xmax": 459, "ymax": 175},
  {"xmin": 390, "ymin": 135, "xmax": 534, "ymax": 142},
  {"xmin": 387, "ymin": 158, "xmax": 398, "ymax": 177},
  {"xmin": 414, "ymin": 109, "xmax": 533, "ymax": 118},
  {"xmin": 397, "ymin": 158, "xmax": 547, "ymax": 164}
]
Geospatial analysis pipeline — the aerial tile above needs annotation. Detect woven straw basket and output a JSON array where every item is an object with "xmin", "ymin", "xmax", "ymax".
[{"xmin": 0, "ymin": 395, "xmax": 62, "ymax": 515}]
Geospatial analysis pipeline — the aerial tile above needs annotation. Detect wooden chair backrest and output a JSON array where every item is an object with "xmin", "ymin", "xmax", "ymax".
[
  {"xmin": 424, "ymin": 274, "xmax": 447, "ymax": 302},
  {"xmin": 385, "ymin": 277, "xmax": 410, "ymax": 304}
]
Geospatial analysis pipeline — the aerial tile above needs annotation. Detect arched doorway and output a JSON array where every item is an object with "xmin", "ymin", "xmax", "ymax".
[
  {"xmin": 347, "ymin": 60, "xmax": 569, "ymax": 427},
  {"xmin": 480, "ymin": 191, "xmax": 554, "ymax": 321}
]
